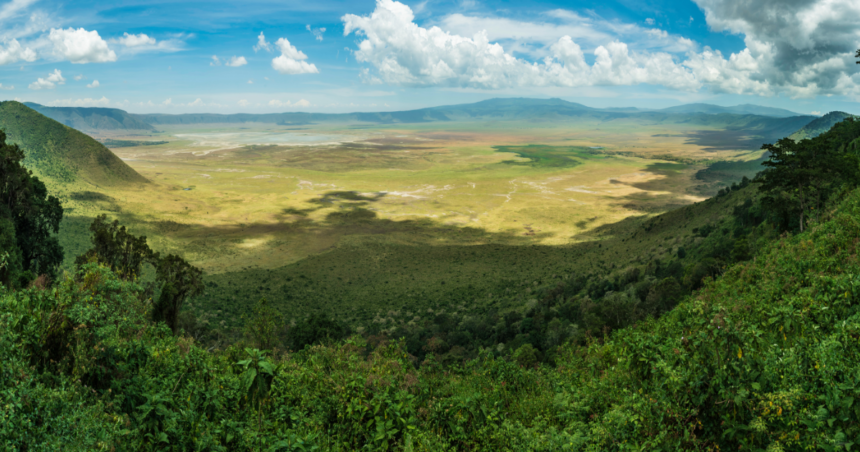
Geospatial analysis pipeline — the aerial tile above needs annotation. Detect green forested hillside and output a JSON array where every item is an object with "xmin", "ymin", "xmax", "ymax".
[
  {"xmin": 4, "ymin": 143, "xmax": 860, "ymax": 450},
  {"xmin": 3, "ymin": 111, "xmax": 860, "ymax": 450},
  {"xmin": 0, "ymin": 101, "xmax": 148, "ymax": 187},
  {"xmin": 789, "ymin": 111, "xmax": 857, "ymax": 141}
]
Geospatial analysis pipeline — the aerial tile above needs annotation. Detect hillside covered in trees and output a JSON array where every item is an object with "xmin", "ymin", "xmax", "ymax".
[{"xmin": 3, "ymin": 117, "xmax": 860, "ymax": 451}]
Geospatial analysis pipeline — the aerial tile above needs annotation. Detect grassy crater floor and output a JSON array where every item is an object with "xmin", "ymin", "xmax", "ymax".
[{"xmin": 55, "ymin": 119, "xmax": 768, "ymax": 331}]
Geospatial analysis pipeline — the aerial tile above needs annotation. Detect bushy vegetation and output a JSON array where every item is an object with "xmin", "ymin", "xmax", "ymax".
[
  {"xmin": 5, "ymin": 117, "xmax": 860, "ymax": 450},
  {"xmin": 5, "ymin": 162, "xmax": 860, "ymax": 450},
  {"xmin": 101, "ymin": 139, "xmax": 169, "ymax": 148},
  {"xmin": 493, "ymin": 145, "xmax": 595, "ymax": 168}
]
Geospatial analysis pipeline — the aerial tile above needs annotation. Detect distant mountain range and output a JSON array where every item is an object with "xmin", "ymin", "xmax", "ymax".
[
  {"xmin": 130, "ymin": 98, "xmax": 808, "ymax": 126},
  {"xmin": 18, "ymin": 97, "xmax": 858, "ymax": 153},
  {"xmin": 0, "ymin": 99, "xmax": 850, "ymax": 192},
  {"xmin": 23, "ymin": 103, "xmax": 155, "ymax": 132},
  {"xmin": 656, "ymin": 103, "xmax": 801, "ymax": 118},
  {"xmin": 20, "ymin": 98, "xmax": 813, "ymax": 132}
]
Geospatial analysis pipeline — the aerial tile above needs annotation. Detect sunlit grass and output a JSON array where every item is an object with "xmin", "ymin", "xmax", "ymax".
[{"xmin": 57, "ymin": 119, "xmax": 759, "ymax": 275}]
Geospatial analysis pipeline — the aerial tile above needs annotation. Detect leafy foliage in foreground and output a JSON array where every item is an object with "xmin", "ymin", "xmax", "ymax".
[{"xmin": 5, "ymin": 184, "xmax": 860, "ymax": 450}]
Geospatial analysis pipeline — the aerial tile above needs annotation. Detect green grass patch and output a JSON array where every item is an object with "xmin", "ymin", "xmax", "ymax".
[{"xmin": 493, "ymin": 145, "xmax": 597, "ymax": 168}]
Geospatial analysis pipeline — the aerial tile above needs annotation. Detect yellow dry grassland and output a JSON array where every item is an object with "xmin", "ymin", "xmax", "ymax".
[{"xmin": 63, "ymin": 119, "xmax": 761, "ymax": 273}]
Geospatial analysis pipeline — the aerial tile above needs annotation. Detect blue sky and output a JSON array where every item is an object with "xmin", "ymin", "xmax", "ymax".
[{"xmin": 1, "ymin": 0, "xmax": 859, "ymax": 114}]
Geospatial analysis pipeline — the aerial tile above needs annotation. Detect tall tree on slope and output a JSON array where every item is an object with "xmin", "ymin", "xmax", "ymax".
[
  {"xmin": 0, "ymin": 130, "xmax": 63, "ymax": 286},
  {"xmin": 758, "ymin": 119, "xmax": 860, "ymax": 232}
]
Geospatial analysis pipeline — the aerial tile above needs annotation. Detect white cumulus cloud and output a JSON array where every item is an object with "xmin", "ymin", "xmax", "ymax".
[
  {"xmin": 0, "ymin": 83, "xmax": 13, "ymax": 90},
  {"xmin": 46, "ymin": 96, "xmax": 110, "ymax": 107},
  {"xmin": 49, "ymin": 27, "xmax": 116, "ymax": 63},
  {"xmin": 0, "ymin": 39, "xmax": 36, "ymax": 65},
  {"xmin": 109, "ymin": 32, "xmax": 185, "ymax": 54},
  {"xmin": 307, "ymin": 24, "xmax": 326, "ymax": 41},
  {"xmin": 238, "ymin": 99, "xmax": 250, "ymax": 107},
  {"xmin": 87, "ymin": 79, "xmax": 99, "ymax": 88},
  {"xmin": 114, "ymin": 32, "xmax": 156, "ymax": 47},
  {"xmin": 268, "ymin": 99, "xmax": 311, "ymax": 108},
  {"xmin": 254, "ymin": 32, "xmax": 272, "ymax": 52},
  {"xmin": 341, "ymin": 0, "xmax": 698, "ymax": 90},
  {"xmin": 28, "ymin": 69, "xmax": 65, "ymax": 90},
  {"xmin": 210, "ymin": 55, "xmax": 221, "ymax": 66},
  {"xmin": 688, "ymin": 0, "xmax": 860, "ymax": 97},
  {"xmin": 225, "ymin": 56, "xmax": 247, "ymax": 67},
  {"xmin": 342, "ymin": 0, "xmax": 860, "ymax": 97},
  {"xmin": 271, "ymin": 38, "xmax": 319, "ymax": 74}
]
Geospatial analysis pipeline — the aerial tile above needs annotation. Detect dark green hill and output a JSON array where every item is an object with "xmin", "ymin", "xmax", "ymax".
[
  {"xmin": 789, "ymin": 111, "xmax": 856, "ymax": 140},
  {"xmin": 24, "ymin": 102, "xmax": 155, "ymax": 132},
  {"xmin": 0, "ymin": 101, "xmax": 148, "ymax": 187}
]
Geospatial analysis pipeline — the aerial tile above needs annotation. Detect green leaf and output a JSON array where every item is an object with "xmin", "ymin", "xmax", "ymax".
[
  {"xmin": 260, "ymin": 360, "xmax": 276, "ymax": 375},
  {"xmin": 241, "ymin": 368, "xmax": 258, "ymax": 393}
]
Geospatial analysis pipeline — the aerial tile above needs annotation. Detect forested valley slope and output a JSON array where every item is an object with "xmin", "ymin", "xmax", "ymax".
[{"xmin": 2, "ymin": 111, "xmax": 860, "ymax": 450}]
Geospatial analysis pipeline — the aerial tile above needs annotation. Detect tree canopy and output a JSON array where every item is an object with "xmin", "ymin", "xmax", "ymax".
[
  {"xmin": 77, "ymin": 214, "xmax": 204, "ymax": 335},
  {"xmin": 758, "ymin": 117, "xmax": 860, "ymax": 232},
  {"xmin": 74, "ymin": 215, "xmax": 155, "ymax": 280},
  {"xmin": 0, "ymin": 130, "xmax": 63, "ymax": 286}
]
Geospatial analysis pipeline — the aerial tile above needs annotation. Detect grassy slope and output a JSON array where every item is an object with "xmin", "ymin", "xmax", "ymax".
[{"xmin": 0, "ymin": 101, "xmax": 149, "ymax": 188}]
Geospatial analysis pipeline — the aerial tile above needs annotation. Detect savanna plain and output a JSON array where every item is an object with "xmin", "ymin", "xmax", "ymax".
[{"xmin": 60, "ymin": 116, "xmax": 762, "ymax": 330}]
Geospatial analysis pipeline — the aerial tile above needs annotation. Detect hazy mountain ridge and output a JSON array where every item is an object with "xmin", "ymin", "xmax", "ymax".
[
  {"xmin": 656, "ymin": 102, "xmax": 802, "ymax": 118},
  {"xmin": 0, "ymin": 101, "xmax": 148, "ymax": 187},
  {"xmin": 121, "ymin": 98, "xmax": 814, "ymax": 128},
  {"xmin": 24, "ymin": 103, "xmax": 155, "ymax": 132},
  {"xmin": 15, "ymin": 98, "xmax": 824, "ymax": 153}
]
